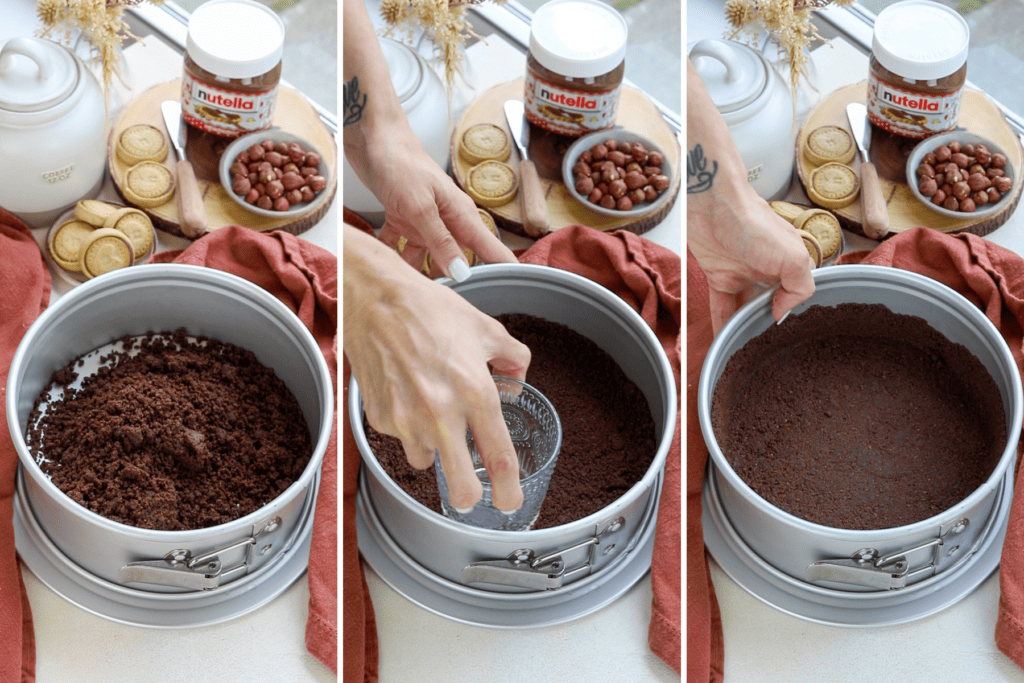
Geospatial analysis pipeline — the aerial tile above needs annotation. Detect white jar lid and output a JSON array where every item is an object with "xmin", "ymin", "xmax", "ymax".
[
  {"xmin": 688, "ymin": 39, "xmax": 767, "ymax": 115},
  {"xmin": 529, "ymin": 0, "xmax": 628, "ymax": 79},
  {"xmin": 0, "ymin": 37, "xmax": 79, "ymax": 113},
  {"xmin": 872, "ymin": 0, "xmax": 969, "ymax": 81},
  {"xmin": 187, "ymin": 0, "xmax": 285, "ymax": 79}
]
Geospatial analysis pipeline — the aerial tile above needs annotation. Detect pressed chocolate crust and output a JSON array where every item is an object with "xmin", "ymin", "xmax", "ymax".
[
  {"xmin": 711, "ymin": 303, "xmax": 1005, "ymax": 530},
  {"xmin": 366, "ymin": 313, "xmax": 658, "ymax": 529},
  {"xmin": 27, "ymin": 329, "xmax": 313, "ymax": 531}
]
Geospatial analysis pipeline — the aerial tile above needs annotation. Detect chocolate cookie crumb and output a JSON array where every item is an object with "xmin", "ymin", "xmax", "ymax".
[
  {"xmin": 27, "ymin": 328, "xmax": 314, "ymax": 531},
  {"xmin": 711, "ymin": 303, "xmax": 1006, "ymax": 530},
  {"xmin": 365, "ymin": 313, "xmax": 658, "ymax": 529}
]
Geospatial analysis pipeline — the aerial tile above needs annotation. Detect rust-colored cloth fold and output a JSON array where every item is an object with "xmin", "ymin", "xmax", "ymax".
[
  {"xmin": 342, "ymin": 224, "xmax": 681, "ymax": 681},
  {"xmin": 153, "ymin": 225, "xmax": 338, "ymax": 674},
  {"xmin": 0, "ymin": 208, "xmax": 52, "ymax": 683},
  {"xmin": 687, "ymin": 226, "xmax": 1024, "ymax": 681}
]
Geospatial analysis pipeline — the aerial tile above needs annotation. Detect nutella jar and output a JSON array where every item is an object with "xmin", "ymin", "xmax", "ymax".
[
  {"xmin": 867, "ymin": 0, "xmax": 969, "ymax": 140},
  {"xmin": 182, "ymin": 0, "xmax": 284, "ymax": 138},
  {"xmin": 524, "ymin": 0, "xmax": 627, "ymax": 137}
]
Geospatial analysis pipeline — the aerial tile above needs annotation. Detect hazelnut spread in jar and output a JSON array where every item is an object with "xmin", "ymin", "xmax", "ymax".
[
  {"xmin": 867, "ymin": 0, "xmax": 969, "ymax": 140},
  {"xmin": 182, "ymin": 0, "xmax": 284, "ymax": 138},
  {"xmin": 524, "ymin": 0, "xmax": 627, "ymax": 137}
]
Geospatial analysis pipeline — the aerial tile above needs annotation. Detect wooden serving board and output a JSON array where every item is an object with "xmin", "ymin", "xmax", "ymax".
[
  {"xmin": 450, "ymin": 79, "xmax": 680, "ymax": 238},
  {"xmin": 108, "ymin": 80, "xmax": 337, "ymax": 239},
  {"xmin": 796, "ymin": 82, "xmax": 1024, "ymax": 238}
]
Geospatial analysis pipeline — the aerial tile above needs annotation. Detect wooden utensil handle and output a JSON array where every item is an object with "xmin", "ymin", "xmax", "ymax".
[
  {"xmin": 860, "ymin": 161, "xmax": 889, "ymax": 240},
  {"xmin": 519, "ymin": 159, "xmax": 550, "ymax": 237},
  {"xmin": 176, "ymin": 159, "xmax": 208, "ymax": 238}
]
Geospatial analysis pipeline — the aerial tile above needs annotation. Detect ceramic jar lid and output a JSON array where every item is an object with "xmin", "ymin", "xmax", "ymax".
[
  {"xmin": 689, "ymin": 39, "xmax": 768, "ymax": 115},
  {"xmin": 0, "ymin": 37, "xmax": 79, "ymax": 113}
]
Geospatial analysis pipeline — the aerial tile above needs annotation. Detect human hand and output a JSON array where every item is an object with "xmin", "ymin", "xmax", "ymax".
[
  {"xmin": 354, "ymin": 126, "xmax": 518, "ymax": 280},
  {"xmin": 688, "ymin": 183, "xmax": 815, "ymax": 334},
  {"xmin": 344, "ymin": 225, "xmax": 531, "ymax": 512}
]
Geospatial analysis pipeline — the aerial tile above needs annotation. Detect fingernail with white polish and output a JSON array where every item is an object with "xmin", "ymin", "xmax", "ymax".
[
  {"xmin": 447, "ymin": 258, "xmax": 471, "ymax": 283},
  {"xmin": 776, "ymin": 310, "xmax": 791, "ymax": 326},
  {"xmin": 498, "ymin": 509, "xmax": 519, "ymax": 517},
  {"xmin": 453, "ymin": 505, "xmax": 475, "ymax": 514}
]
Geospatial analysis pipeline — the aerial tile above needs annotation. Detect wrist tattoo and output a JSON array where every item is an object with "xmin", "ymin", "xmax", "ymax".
[
  {"xmin": 686, "ymin": 144, "xmax": 718, "ymax": 194},
  {"xmin": 343, "ymin": 76, "xmax": 368, "ymax": 127}
]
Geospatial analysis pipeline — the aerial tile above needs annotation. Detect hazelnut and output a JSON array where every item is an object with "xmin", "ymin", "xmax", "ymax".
[
  {"xmin": 599, "ymin": 194, "xmax": 616, "ymax": 209},
  {"xmin": 967, "ymin": 173, "xmax": 991, "ymax": 192},
  {"xmin": 651, "ymin": 174, "xmax": 670, "ymax": 192},
  {"xmin": 591, "ymin": 143, "xmax": 608, "ymax": 160},
  {"xmin": 960, "ymin": 197, "xmax": 976, "ymax": 212},
  {"xmin": 934, "ymin": 145, "xmax": 952, "ymax": 162},
  {"xmin": 952, "ymin": 181, "xmax": 971, "ymax": 201},
  {"xmin": 950, "ymin": 152, "xmax": 970, "ymax": 169},
  {"xmin": 948, "ymin": 140, "xmax": 962, "ymax": 153},
  {"xmin": 916, "ymin": 163, "xmax": 935, "ymax": 178},
  {"xmin": 973, "ymin": 190, "xmax": 989, "ymax": 206},
  {"xmin": 992, "ymin": 153, "xmax": 1008, "ymax": 169},
  {"xmin": 943, "ymin": 195, "xmax": 960, "ymax": 211},
  {"xmin": 931, "ymin": 189, "xmax": 947, "ymax": 205},
  {"xmin": 576, "ymin": 175, "xmax": 595, "ymax": 195},
  {"xmin": 624, "ymin": 170, "xmax": 647, "ymax": 190},
  {"xmin": 648, "ymin": 151, "xmax": 665, "ymax": 166},
  {"xmin": 616, "ymin": 196, "xmax": 633, "ymax": 211},
  {"xmin": 609, "ymin": 179, "xmax": 628, "ymax": 199},
  {"xmin": 274, "ymin": 197, "xmax": 291, "ymax": 212},
  {"xmin": 604, "ymin": 139, "xmax": 618, "ymax": 152},
  {"xmin": 607, "ymin": 150, "xmax": 628, "ymax": 167},
  {"xmin": 588, "ymin": 188, "xmax": 603, "ymax": 204},
  {"xmin": 995, "ymin": 175, "xmax": 1014, "ymax": 193},
  {"xmin": 919, "ymin": 177, "xmax": 938, "ymax": 197}
]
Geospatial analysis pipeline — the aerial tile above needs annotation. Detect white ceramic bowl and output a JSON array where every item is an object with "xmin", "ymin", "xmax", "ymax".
[
  {"xmin": 906, "ymin": 131, "xmax": 1015, "ymax": 219},
  {"xmin": 562, "ymin": 130, "xmax": 673, "ymax": 218},
  {"xmin": 219, "ymin": 130, "xmax": 332, "ymax": 218}
]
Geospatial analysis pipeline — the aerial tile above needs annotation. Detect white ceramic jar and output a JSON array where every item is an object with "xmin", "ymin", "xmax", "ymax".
[
  {"xmin": 0, "ymin": 37, "xmax": 108, "ymax": 227},
  {"xmin": 342, "ymin": 37, "xmax": 450, "ymax": 224},
  {"xmin": 689, "ymin": 39, "xmax": 796, "ymax": 201}
]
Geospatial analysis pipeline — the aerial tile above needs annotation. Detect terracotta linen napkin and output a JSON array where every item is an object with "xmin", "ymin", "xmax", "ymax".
[
  {"xmin": 687, "ymin": 226, "xmax": 1024, "ymax": 681},
  {"xmin": 517, "ymin": 225, "xmax": 682, "ymax": 673},
  {"xmin": 0, "ymin": 207, "xmax": 51, "ymax": 683},
  {"xmin": 341, "ymin": 223, "xmax": 682, "ymax": 681},
  {"xmin": 153, "ymin": 225, "xmax": 338, "ymax": 674}
]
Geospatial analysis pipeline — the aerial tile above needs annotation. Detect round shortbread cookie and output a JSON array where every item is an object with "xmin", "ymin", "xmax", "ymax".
[
  {"xmin": 79, "ymin": 228, "xmax": 134, "ymax": 279},
  {"xmin": 803, "ymin": 125, "xmax": 856, "ymax": 166},
  {"xmin": 459, "ymin": 123, "xmax": 512, "ymax": 165},
  {"xmin": 116, "ymin": 124, "xmax": 168, "ymax": 165},
  {"xmin": 49, "ymin": 219, "xmax": 95, "ymax": 272},
  {"xmin": 769, "ymin": 200, "xmax": 809, "ymax": 224},
  {"xmin": 123, "ymin": 161, "xmax": 175, "ymax": 208},
  {"xmin": 73, "ymin": 199, "xmax": 120, "ymax": 227},
  {"xmin": 807, "ymin": 162, "xmax": 860, "ymax": 210},
  {"xmin": 796, "ymin": 228, "xmax": 823, "ymax": 268},
  {"xmin": 466, "ymin": 160, "xmax": 518, "ymax": 208},
  {"xmin": 794, "ymin": 209, "xmax": 842, "ymax": 260},
  {"xmin": 103, "ymin": 207, "xmax": 155, "ymax": 259}
]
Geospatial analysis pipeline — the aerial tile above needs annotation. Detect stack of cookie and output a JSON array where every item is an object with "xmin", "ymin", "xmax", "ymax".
[
  {"xmin": 459, "ymin": 124, "xmax": 519, "ymax": 209},
  {"xmin": 116, "ymin": 124, "xmax": 176, "ymax": 209},
  {"xmin": 48, "ymin": 199, "xmax": 155, "ymax": 281},
  {"xmin": 771, "ymin": 200, "xmax": 844, "ymax": 267},
  {"xmin": 803, "ymin": 125, "xmax": 859, "ymax": 211}
]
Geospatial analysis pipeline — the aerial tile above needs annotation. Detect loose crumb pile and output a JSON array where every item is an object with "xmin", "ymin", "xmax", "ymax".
[{"xmin": 27, "ymin": 328, "xmax": 313, "ymax": 531}]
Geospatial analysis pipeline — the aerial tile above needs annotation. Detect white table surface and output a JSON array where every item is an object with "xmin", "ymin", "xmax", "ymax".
[
  {"xmin": 352, "ymin": 21, "xmax": 681, "ymax": 683},
  {"xmin": 688, "ymin": 2, "xmax": 1024, "ymax": 678},
  {"xmin": 5, "ymin": 17, "xmax": 338, "ymax": 682}
]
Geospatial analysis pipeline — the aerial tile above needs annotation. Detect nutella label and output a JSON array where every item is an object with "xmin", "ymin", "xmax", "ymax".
[
  {"xmin": 524, "ymin": 70, "xmax": 620, "ymax": 137},
  {"xmin": 867, "ymin": 72, "xmax": 962, "ymax": 139},
  {"xmin": 181, "ymin": 71, "xmax": 278, "ymax": 138}
]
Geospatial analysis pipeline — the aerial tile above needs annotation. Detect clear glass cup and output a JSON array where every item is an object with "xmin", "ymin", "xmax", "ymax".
[{"xmin": 435, "ymin": 376, "xmax": 562, "ymax": 531}]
